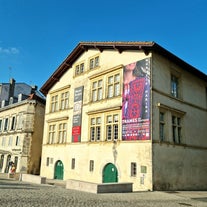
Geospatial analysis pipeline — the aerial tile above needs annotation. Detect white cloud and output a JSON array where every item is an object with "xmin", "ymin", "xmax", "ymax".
[{"xmin": 0, "ymin": 47, "xmax": 19, "ymax": 54}]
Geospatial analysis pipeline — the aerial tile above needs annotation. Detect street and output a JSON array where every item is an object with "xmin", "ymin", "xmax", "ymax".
[{"xmin": 0, "ymin": 178, "xmax": 207, "ymax": 207}]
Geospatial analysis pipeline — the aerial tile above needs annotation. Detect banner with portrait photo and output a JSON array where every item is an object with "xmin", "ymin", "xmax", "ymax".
[{"xmin": 122, "ymin": 58, "xmax": 151, "ymax": 140}]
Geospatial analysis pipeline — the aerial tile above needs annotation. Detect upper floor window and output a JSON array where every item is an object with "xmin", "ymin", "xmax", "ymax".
[
  {"xmin": 8, "ymin": 136, "xmax": 13, "ymax": 146},
  {"xmin": 1, "ymin": 137, "xmax": 6, "ymax": 146},
  {"xmin": 107, "ymin": 73, "xmax": 120, "ymax": 98},
  {"xmin": 11, "ymin": 116, "xmax": 16, "ymax": 130},
  {"xmin": 171, "ymin": 74, "xmax": 179, "ymax": 98},
  {"xmin": 58, "ymin": 123, "xmax": 67, "ymax": 144},
  {"xmin": 48, "ymin": 124, "xmax": 56, "ymax": 144},
  {"xmin": 60, "ymin": 91, "xmax": 69, "ymax": 110},
  {"xmin": 92, "ymin": 79, "xmax": 103, "ymax": 102},
  {"xmin": 158, "ymin": 103, "xmax": 185, "ymax": 145},
  {"xmin": 15, "ymin": 136, "xmax": 20, "ymax": 146},
  {"xmin": 75, "ymin": 63, "xmax": 85, "ymax": 76},
  {"xmin": 51, "ymin": 95, "xmax": 58, "ymax": 112},
  {"xmin": 89, "ymin": 56, "xmax": 99, "ymax": 69},
  {"xmin": 4, "ymin": 118, "xmax": 9, "ymax": 131},
  {"xmin": 0, "ymin": 119, "xmax": 2, "ymax": 132},
  {"xmin": 159, "ymin": 112, "xmax": 165, "ymax": 141},
  {"xmin": 172, "ymin": 115, "xmax": 182, "ymax": 144}
]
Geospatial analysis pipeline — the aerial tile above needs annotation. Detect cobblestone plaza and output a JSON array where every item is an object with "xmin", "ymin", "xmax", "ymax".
[{"xmin": 0, "ymin": 178, "xmax": 207, "ymax": 207}]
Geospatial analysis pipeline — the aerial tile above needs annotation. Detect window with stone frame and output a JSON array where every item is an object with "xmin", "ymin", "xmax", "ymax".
[
  {"xmin": 48, "ymin": 124, "xmax": 56, "ymax": 144},
  {"xmin": 10, "ymin": 116, "xmax": 16, "ymax": 131},
  {"xmin": 60, "ymin": 91, "xmax": 69, "ymax": 110},
  {"xmin": 75, "ymin": 62, "xmax": 85, "ymax": 76},
  {"xmin": 91, "ymin": 79, "xmax": 103, "ymax": 102},
  {"xmin": 107, "ymin": 73, "xmax": 121, "ymax": 98},
  {"xmin": 58, "ymin": 123, "xmax": 67, "ymax": 144},
  {"xmin": 106, "ymin": 113, "xmax": 119, "ymax": 141},
  {"xmin": 171, "ymin": 74, "xmax": 180, "ymax": 98},
  {"xmin": 159, "ymin": 111, "xmax": 166, "ymax": 141},
  {"xmin": 172, "ymin": 115, "xmax": 182, "ymax": 144},
  {"xmin": 89, "ymin": 56, "xmax": 99, "ymax": 70},
  {"xmin": 89, "ymin": 116, "xmax": 101, "ymax": 141},
  {"xmin": 50, "ymin": 94, "xmax": 58, "ymax": 112}
]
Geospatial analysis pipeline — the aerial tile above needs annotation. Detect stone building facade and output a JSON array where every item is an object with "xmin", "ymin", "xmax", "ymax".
[
  {"xmin": 40, "ymin": 42, "xmax": 207, "ymax": 191},
  {"xmin": 0, "ymin": 80, "xmax": 45, "ymax": 175}
]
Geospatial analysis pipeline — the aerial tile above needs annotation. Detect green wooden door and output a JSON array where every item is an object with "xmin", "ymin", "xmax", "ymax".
[
  {"xmin": 103, "ymin": 163, "xmax": 118, "ymax": 183},
  {"xmin": 54, "ymin": 160, "xmax": 64, "ymax": 180}
]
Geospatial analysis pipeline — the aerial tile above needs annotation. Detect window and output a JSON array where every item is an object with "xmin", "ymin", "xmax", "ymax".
[
  {"xmin": 159, "ymin": 112, "xmax": 165, "ymax": 141},
  {"xmin": 141, "ymin": 166, "xmax": 147, "ymax": 173},
  {"xmin": 171, "ymin": 75, "xmax": 179, "ymax": 98},
  {"xmin": 0, "ymin": 119, "xmax": 2, "ymax": 132},
  {"xmin": 172, "ymin": 115, "xmax": 182, "ymax": 144},
  {"xmin": 11, "ymin": 116, "xmax": 16, "ymax": 130},
  {"xmin": 8, "ymin": 136, "xmax": 13, "ymax": 146},
  {"xmin": 90, "ymin": 117, "xmax": 101, "ymax": 141},
  {"xmin": 92, "ymin": 80, "xmax": 103, "ymax": 102},
  {"xmin": 60, "ymin": 91, "xmax": 69, "ymax": 110},
  {"xmin": 75, "ymin": 63, "xmax": 85, "ymax": 75},
  {"xmin": 4, "ymin": 118, "xmax": 9, "ymax": 131},
  {"xmin": 1, "ymin": 137, "xmax": 6, "ymax": 146},
  {"xmin": 131, "ymin": 162, "xmax": 137, "ymax": 177},
  {"xmin": 106, "ymin": 114, "xmax": 119, "ymax": 141},
  {"xmin": 48, "ymin": 124, "xmax": 56, "ymax": 144},
  {"xmin": 107, "ymin": 73, "xmax": 120, "ymax": 98},
  {"xmin": 89, "ymin": 160, "xmax": 94, "ymax": 172},
  {"xmin": 51, "ymin": 95, "xmax": 58, "ymax": 112},
  {"xmin": 158, "ymin": 103, "xmax": 185, "ymax": 145},
  {"xmin": 71, "ymin": 158, "xmax": 75, "ymax": 169},
  {"xmin": 58, "ymin": 123, "xmax": 67, "ymax": 143},
  {"xmin": 89, "ymin": 56, "xmax": 99, "ymax": 69},
  {"xmin": 15, "ymin": 136, "xmax": 20, "ymax": 146},
  {"xmin": 46, "ymin": 157, "xmax": 50, "ymax": 166}
]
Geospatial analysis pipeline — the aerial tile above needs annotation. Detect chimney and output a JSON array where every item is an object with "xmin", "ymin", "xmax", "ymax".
[
  {"xmin": 9, "ymin": 78, "xmax": 16, "ymax": 99},
  {"xmin": 31, "ymin": 85, "xmax": 38, "ymax": 94}
]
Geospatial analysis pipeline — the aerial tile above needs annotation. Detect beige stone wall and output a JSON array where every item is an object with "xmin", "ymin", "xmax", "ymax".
[
  {"xmin": 40, "ymin": 49, "xmax": 153, "ymax": 191},
  {"xmin": 151, "ymin": 53, "xmax": 207, "ymax": 190},
  {"xmin": 0, "ymin": 100, "xmax": 45, "ymax": 174},
  {"xmin": 41, "ymin": 141, "xmax": 153, "ymax": 191},
  {"xmin": 29, "ymin": 102, "xmax": 45, "ymax": 174}
]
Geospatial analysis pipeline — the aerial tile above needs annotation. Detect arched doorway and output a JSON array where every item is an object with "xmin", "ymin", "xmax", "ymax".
[
  {"xmin": 102, "ymin": 163, "xmax": 118, "ymax": 183},
  {"xmin": 54, "ymin": 160, "xmax": 64, "ymax": 180}
]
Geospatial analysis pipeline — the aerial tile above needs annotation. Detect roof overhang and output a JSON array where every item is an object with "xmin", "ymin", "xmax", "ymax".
[{"xmin": 40, "ymin": 41, "xmax": 207, "ymax": 95}]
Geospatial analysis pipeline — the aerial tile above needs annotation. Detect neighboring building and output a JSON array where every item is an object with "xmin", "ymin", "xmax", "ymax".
[
  {"xmin": 40, "ymin": 42, "xmax": 207, "ymax": 191},
  {"xmin": 0, "ymin": 79, "xmax": 45, "ymax": 175}
]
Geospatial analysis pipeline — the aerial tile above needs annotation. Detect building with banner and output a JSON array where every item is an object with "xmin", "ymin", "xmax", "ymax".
[
  {"xmin": 40, "ymin": 42, "xmax": 207, "ymax": 191},
  {"xmin": 0, "ymin": 79, "xmax": 45, "ymax": 175}
]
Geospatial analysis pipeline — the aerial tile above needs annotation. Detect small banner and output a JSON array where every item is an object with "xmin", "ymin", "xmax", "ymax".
[{"xmin": 72, "ymin": 86, "xmax": 84, "ymax": 142}]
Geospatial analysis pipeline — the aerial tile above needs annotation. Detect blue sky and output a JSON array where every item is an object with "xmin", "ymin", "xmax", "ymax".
[{"xmin": 0, "ymin": 0, "xmax": 207, "ymax": 90}]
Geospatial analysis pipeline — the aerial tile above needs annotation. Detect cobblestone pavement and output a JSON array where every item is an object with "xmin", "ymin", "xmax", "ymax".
[{"xmin": 0, "ymin": 178, "xmax": 207, "ymax": 207}]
